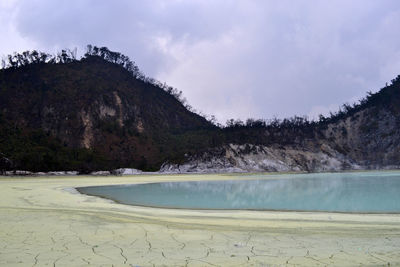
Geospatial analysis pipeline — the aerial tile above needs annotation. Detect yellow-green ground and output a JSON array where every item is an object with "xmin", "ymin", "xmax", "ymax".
[{"xmin": 0, "ymin": 174, "xmax": 399, "ymax": 266}]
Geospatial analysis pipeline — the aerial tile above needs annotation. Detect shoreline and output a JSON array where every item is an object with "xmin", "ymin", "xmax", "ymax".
[
  {"xmin": 1, "ymin": 174, "xmax": 400, "ymax": 265},
  {"xmin": 2, "ymin": 167, "xmax": 399, "ymax": 178}
]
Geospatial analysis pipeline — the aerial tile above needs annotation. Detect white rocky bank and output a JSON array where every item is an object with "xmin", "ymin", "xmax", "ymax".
[
  {"xmin": 6, "ymin": 143, "xmax": 396, "ymax": 176},
  {"xmin": 4, "ymin": 168, "xmax": 143, "ymax": 176},
  {"xmin": 159, "ymin": 143, "xmax": 363, "ymax": 173}
]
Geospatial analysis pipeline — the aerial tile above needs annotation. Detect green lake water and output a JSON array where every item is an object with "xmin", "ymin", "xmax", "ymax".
[{"xmin": 78, "ymin": 171, "xmax": 400, "ymax": 213}]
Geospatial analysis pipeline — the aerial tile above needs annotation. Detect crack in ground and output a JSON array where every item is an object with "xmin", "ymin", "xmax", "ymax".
[
  {"xmin": 91, "ymin": 245, "xmax": 113, "ymax": 261},
  {"xmin": 250, "ymin": 246, "xmax": 278, "ymax": 257},
  {"xmin": 140, "ymin": 227, "xmax": 152, "ymax": 253},
  {"xmin": 129, "ymin": 239, "xmax": 138, "ymax": 246},
  {"xmin": 113, "ymin": 244, "xmax": 127, "ymax": 264},
  {"xmin": 52, "ymin": 251, "xmax": 70, "ymax": 267},
  {"xmin": 201, "ymin": 242, "xmax": 215, "ymax": 254},
  {"xmin": 20, "ymin": 196, "xmax": 35, "ymax": 206},
  {"xmin": 32, "ymin": 253, "xmax": 40, "ymax": 267},
  {"xmin": 94, "ymin": 225, "xmax": 99, "ymax": 236},
  {"xmin": 171, "ymin": 234, "xmax": 186, "ymax": 250},
  {"xmin": 244, "ymin": 233, "xmax": 252, "ymax": 246},
  {"xmin": 22, "ymin": 232, "xmax": 34, "ymax": 246},
  {"xmin": 198, "ymin": 247, "xmax": 211, "ymax": 260},
  {"xmin": 81, "ymin": 258, "xmax": 90, "ymax": 265},
  {"xmin": 62, "ymin": 242, "xmax": 70, "ymax": 251},
  {"xmin": 368, "ymin": 252, "xmax": 390, "ymax": 264},
  {"xmin": 78, "ymin": 237, "xmax": 91, "ymax": 247},
  {"xmin": 190, "ymin": 258, "xmax": 220, "ymax": 266},
  {"xmin": 305, "ymin": 250, "xmax": 329, "ymax": 265},
  {"xmin": 251, "ymin": 246, "xmax": 256, "ymax": 256}
]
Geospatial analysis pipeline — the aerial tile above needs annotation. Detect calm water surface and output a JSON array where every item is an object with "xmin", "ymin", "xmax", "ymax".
[{"xmin": 78, "ymin": 171, "xmax": 400, "ymax": 212}]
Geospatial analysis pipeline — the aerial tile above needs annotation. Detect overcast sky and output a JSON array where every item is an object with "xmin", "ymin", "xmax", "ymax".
[{"xmin": 1, "ymin": 0, "xmax": 400, "ymax": 122}]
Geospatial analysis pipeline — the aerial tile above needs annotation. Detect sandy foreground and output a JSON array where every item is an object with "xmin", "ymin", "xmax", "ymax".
[{"xmin": 0, "ymin": 174, "xmax": 399, "ymax": 266}]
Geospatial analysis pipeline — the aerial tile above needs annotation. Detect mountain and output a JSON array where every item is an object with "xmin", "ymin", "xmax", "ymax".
[
  {"xmin": 0, "ymin": 47, "xmax": 214, "ymax": 172},
  {"xmin": 0, "ymin": 46, "xmax": 399, "ymax": 173}
]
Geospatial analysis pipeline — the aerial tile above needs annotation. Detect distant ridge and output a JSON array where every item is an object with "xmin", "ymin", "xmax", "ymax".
[{"xmin": 0, "ymin": 46, "xmax": 399, "ymax": 173}]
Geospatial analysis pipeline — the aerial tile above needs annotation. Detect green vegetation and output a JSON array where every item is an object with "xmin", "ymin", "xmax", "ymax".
[{"xmin": 0, "ymin": 124, "xmax": 111, "ymax": 173}]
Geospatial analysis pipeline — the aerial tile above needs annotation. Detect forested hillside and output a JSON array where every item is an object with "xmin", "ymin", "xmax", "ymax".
[
  {"xmin": 0, "ymin": 46, "xmax": 215, "ymax": 172},
  {"xmin": 0, "ymin": 46, "xmax": 399, "ymax": 173}
]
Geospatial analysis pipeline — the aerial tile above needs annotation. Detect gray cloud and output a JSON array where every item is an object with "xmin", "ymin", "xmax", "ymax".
[{"xmin": 2, "ymin": 0, "xmax": 400, "ymax": 122}]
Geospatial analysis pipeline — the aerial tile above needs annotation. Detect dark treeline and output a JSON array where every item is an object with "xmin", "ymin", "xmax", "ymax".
[
  {"xmin": 225, "ymin": 116, "xmax": 314, "ymax": 130},
  {"xmin": 1, "ymin": 49, "xmax": 78, "ymax": 68},
  {"xmin": 220, "ymin": 116, "xmax": 317, "ymax": 147}
]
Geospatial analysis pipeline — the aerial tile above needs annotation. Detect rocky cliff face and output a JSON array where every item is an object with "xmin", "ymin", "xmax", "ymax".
[
  {"xmin": 321, "ymin": 108, "xmax": 400, "ymax": 167},
  {"xmin": 160, "ymin": 143, "xmax": 362, "ymax": 173}
]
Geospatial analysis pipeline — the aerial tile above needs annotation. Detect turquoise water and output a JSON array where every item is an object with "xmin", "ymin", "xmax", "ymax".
[{"xmin": 78, "ymin": 171, "xmax": 400, "ymax": 213}]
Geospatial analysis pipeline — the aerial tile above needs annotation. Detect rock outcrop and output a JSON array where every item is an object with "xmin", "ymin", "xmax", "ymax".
[{"xmin": 160, "ymin": 143, "xmax": 362, "ymax": 173}]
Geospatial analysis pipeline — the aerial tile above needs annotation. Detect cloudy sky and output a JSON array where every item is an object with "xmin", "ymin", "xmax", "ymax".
[{"xmin": 1, "ymin": 0, "xmax": 400, "ymax": 123}]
